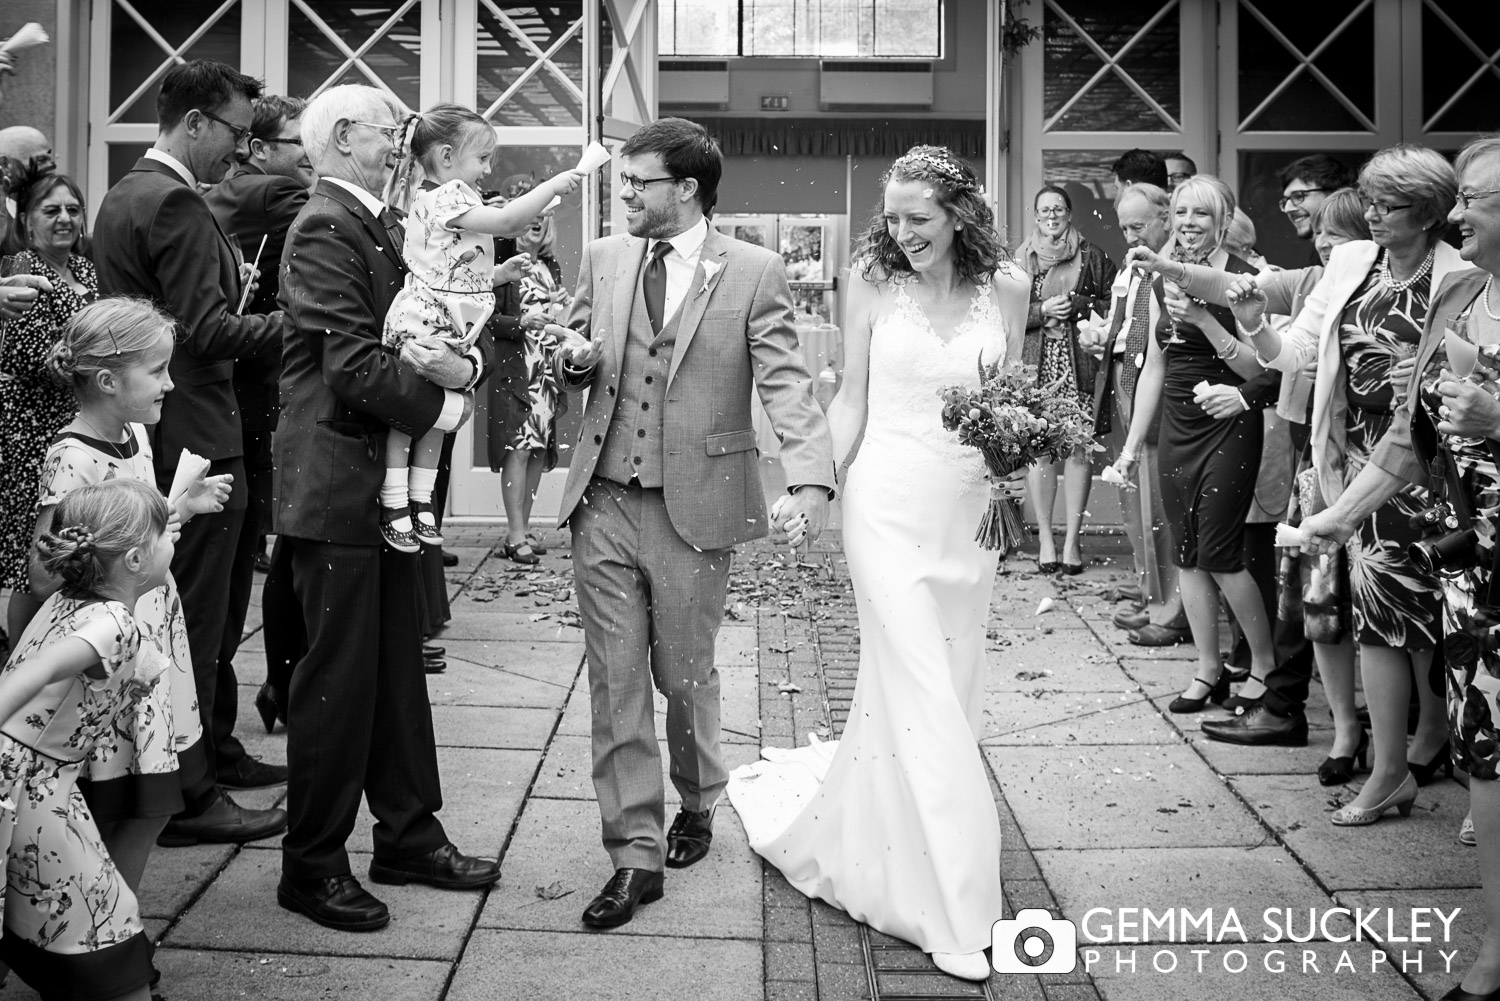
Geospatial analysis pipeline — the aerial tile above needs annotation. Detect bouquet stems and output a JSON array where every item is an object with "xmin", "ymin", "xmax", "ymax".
[{"xmin": 977, "ymin": 459, "xmax": 1030, "ymax": 554}]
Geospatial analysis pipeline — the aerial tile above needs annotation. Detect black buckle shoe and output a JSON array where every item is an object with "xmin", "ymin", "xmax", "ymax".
[
  {"xmin": 581, "ymin": 868, "xmax": 664, "ymax": 929},
  {"xmin": 368, "ymin": 842, "xmax": 499, "ymax": 890},
  {"xmin": 665, "ymin": 806, "xmax": 715, "ymax": 869},
  {"xmin": 277, "ymin": 873, "xmax": 390, "ymax": 932},
  {"xmin": 380, "ymin": 507, "xmax": 421, "ymax": 554},
  {"xmin": 411, "ymin": 501, "xmax": 443, "ymax": 546},
  {"xmin": 1201, "ymin": 705, "xmax": 1309, "ymax": 746}
]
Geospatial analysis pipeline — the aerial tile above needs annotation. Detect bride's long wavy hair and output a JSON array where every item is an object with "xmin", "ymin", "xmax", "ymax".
[{"xmin": 853, "ymin": 146, "xmax": 1009, "ymax": 285}]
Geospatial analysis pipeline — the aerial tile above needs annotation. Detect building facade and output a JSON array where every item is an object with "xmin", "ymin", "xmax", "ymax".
[{"xmin": 2, "ymin": 0, "xmax": 1493, "ymax": 519}]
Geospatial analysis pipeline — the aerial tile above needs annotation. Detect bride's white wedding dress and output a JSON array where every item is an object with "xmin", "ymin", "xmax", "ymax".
[{"xmin": 728, "ymin": 273, "xmax": 1006, "ymax": 956}]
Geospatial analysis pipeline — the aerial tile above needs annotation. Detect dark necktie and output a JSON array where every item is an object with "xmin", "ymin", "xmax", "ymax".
[
  {"xmin": 1120, "ymin": 271, "xmax": 1154, "ymax": 402},
  {"xmin": 379, "ymin": 207, "xmax": 406, "ymax": 248},
  {"xmin": 644, "ymin": 241, "xmax": 672, "ymax": 335}
]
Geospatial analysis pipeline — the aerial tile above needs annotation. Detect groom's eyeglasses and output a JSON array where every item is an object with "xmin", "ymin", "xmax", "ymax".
[{"xmin": 619, "ymin": 172, "xmax": 679, "ymax": 191}]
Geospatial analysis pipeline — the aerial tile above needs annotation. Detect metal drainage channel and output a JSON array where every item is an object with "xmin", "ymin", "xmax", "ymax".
[{"xmin": 859, "ymin": 925, "xmax": 998, "ymax": 1001}]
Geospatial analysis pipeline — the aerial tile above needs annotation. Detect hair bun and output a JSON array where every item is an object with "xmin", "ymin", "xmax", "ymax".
[
  {"xmin": 55, "ymin": 524, "xmax": 97, "ymax": 557},
  {"xmin": 43, "ymin": 339, "xmax": 77, "ymax": 386}
]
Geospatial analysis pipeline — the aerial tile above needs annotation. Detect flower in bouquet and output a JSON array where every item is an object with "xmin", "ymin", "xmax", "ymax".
[{"xmin": 939, "ymin": 359, "xmax": 1100, "ymax": 552}]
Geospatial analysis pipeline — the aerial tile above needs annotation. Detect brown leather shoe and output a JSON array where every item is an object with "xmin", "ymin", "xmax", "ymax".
[
  {"xmin": 665, "ymin": 807, "xmax": 715, "ymax": 868},
  {"xmin": 368, "ymin": 842, "xmax": 499, "ymax": 890},
  {"xmin": 1112, "ymin": 608, "xmax": 1149, "ymax": 631},
  {"xmin": 278, "ymin": 873, "xmax": 390, "ymax": 932},
  {"xmin": 581, "ymin": 868, "xmax": 664, "ymax": 929}
]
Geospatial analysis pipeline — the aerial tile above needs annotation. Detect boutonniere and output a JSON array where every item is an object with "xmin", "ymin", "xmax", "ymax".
[{"xmin": 697, "ymin": 259, "xmax": 722, "ymax": 297}]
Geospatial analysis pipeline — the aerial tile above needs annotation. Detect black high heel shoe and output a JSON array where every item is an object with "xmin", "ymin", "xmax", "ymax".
[
  {"xmin": 1409, "ymin": 741, "xmax": 1454, "ymax": 786},
  {"xmin": 255, "ymin": 682, "xmax": 287, "ymax": 733},
  {"xmin": 1439, "ymin": 982, "xmax": 1500, "ymax": 1000},
  {"xmin": 1318, "ymin": 728, "xmax": 1369, "ymax": 786},
  {"xmin": 1169, "ymin": 673, "xmax": 1231, "ymax": 714}
]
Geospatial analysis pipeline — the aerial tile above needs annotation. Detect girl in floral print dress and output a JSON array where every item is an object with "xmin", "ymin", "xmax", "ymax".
[
  {"xmin": 0, "ymin": 477, "xmax": 173, "ymax": 1000},
  {"xmin": 27, "ymin": 297, "xmax": 231, "ymax": 900}
]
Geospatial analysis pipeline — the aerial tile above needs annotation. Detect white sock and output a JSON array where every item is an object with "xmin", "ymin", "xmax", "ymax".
[
  {"xmin": 409, "ymin": 466, "xmax": 438, "ymax": 505},
  {"xmin": 380, "ymin": 468, "xmax": 409, "ymax": 510}
]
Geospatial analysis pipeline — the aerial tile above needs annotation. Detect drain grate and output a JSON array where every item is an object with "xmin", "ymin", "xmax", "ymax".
[{"xmin": 860, "ymin": 925, "xmax": 997, "ymax": 1001}]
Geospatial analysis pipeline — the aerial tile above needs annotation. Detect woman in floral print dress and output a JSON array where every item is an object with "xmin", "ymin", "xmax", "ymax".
[{"xmin": 0, "ymin": 477, "xmax": 172, "ymax": 1000}]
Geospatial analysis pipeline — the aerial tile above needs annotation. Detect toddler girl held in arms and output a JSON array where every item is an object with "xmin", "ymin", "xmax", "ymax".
[{"xmin": 379, "ymin": 104, "xmax": 582, "ymax": 552}]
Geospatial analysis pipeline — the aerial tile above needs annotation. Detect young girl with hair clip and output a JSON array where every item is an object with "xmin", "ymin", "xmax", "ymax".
[
  {"xmin": 0, "ymin": 478, "xmax": 175, "ymax": 1001},
  {"xmin": 23, "ymin": 296, "xmax": 233, "ymax": 906},
  {"xmin": 377, "ymin": 103, "xmax": 584, "ymax": 551}
]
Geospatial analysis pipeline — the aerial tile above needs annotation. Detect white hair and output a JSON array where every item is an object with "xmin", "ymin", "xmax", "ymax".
[{"xmin": 300, "ymin": 85, "xmax": 407, "ymax": 171}]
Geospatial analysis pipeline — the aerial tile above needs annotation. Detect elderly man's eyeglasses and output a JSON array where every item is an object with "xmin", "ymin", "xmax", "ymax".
[
  {"xmin": 619, "ymin": 172, "xmax": 678, "ymax": 191},
  {"xmin": 1358, "ymin": 193, "xmax": 1412, "ymax": 218},
  {"xmin": 350, "ymin": 121, "xmax": 403, "ymax": 144},
  {"xmin": 197, "ymin": 109, "xmax": 252, "ymax": 145},
  {"xmin": 1457, "ymin": 188, "xmax": 1500, "ymax": 210},
  {"xmin": 1277, "ymin": 188, "xmax": 1327, "ymax": 211}
]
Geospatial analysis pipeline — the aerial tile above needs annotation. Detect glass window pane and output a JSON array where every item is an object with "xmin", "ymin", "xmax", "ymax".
[
  {"xmin": 736, "ymin": 0, "xmax": 939, "ymax": 58},
  {"xmin": 660, "ymin": 0, "xmax": 736, "ymax": 56},
  {"xmin": 1044, "ymin": 1, "xmax": 1180, "ymax": 132},
  {"xmin": 477, "ymin": 3, "xmax": 586, "ymax": 127},
  {"xmin": 873, "ymin": 0, "xmax": 939, "ymax": 57},
  {"xmin": 110, "ymin": 1, "xmax": 242, "ymax": 124},
  {"xmin": 108, "ymin": 142, "xmax": 154, "ymax": 188},
  {"xmin": 1422, "ymin": 2, "xmax": 1500, "ymax": 133},
  {"xmin": 1238, "ymin": 0, "xmax": 1374, "ymax": 132},
  {"xmin": 289, "ymin": 1, "xmax": 423, "ymax": 111}
]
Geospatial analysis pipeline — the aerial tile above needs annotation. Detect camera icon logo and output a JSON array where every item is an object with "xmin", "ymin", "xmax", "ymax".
[{"xmin": 991, "ymin": 908, "xmax": 1078, "ymax": 974}]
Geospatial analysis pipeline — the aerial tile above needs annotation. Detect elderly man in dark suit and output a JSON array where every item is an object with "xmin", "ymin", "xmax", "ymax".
[
  {"xmin": 205, "ymin": 93, "xmax": 312, "ymax": 735},
  {"xmin": 271, "ymin": 83, "xmax": 498, "ymax": 932},
  {"xmin": 92, "ymin": 58, "xmax": 288, "ymax": 845}
]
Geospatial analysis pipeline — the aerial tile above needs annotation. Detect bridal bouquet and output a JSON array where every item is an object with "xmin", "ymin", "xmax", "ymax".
[{"xmin": 939, "ymin": 360, "xmax": 1099, "ymax": 553}]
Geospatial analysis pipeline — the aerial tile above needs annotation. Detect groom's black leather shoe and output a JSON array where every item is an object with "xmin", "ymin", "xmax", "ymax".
[
  {"xmin": 277, "ymin": 874, "xmax": 390, "ymax": 932},
  {"xmin": 368, "ymin": 842, "xmax": 500, "ymax": 890},
  {"xmin": 665, "ymin": 807, "xmax": 715, "ymax": 868},
  {"xmin": 581, "ymin": 868, "xmax": 664, "ymax": 929}
]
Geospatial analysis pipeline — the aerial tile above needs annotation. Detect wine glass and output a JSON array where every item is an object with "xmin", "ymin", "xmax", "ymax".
[{"xmin": 0, "ymin": 254, "xmax": 33, "ymax": 384}]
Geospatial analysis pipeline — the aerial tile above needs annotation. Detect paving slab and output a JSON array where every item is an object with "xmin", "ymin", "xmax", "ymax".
[
  {"xmin": 433, "ymin": 610, "xmax": 586, "ymax": 642},
  {"xmin": 1086, "ymin": 941, "xmax": 1422, "ymax": 1000},
  {"xmin": 426, "ymin": 655, "xmax": 578, "ymax": 710},
  {"xmin": 1231, "ymin": 774, "xmax": 1477, "ymax": 891},
  {"xmin": 1335, "ymin": 888, "xmax": 1481, "ymax": 1001},
  {"xmin": 985, "ymin": 628, "xmax": 1124, "ymax": 693},
  {"xmin": 477, "ymin": 797, "xmax": 761, "ymax": 940},
  {"xmin": 165, "ymin": 848, "xmax": 483, "ymax": 960},
  {"xmin": 447, "ymin": 929, "xmax": 761, "ymax": 1001},
  {"xmin": 980, "ymin": 691, "xmax": 1174, "ymax": 746},
  {"xmin": 987, "ymin": 743, "xmax": 1268, "ymax": 850},
  {"xmin": 137, "ymin": 842, "xmax": 237, "ymax": 919},
  {"xmin": 1191, "ymin": 729, "xmax": 1345, "ymax": 778},
  {"xmin": 1037, "ymin": 846, "xmax": 1346, "ymax": 943},
  {"xmin": 439, "ymin": 637, "xmax": 586, "ymax": 678},
  {"xmin": 430, "ymin": 704, "xmax": 559, "ymax": 749}
]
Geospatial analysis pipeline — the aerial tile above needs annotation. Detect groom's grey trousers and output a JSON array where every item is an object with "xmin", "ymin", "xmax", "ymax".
[{"xmin": 572, "ymin": 477, "xmax": 732, "ymax": 872}]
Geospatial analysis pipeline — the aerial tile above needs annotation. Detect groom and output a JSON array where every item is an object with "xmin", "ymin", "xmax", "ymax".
[{"xmin": 554, "ymin": 117, "xmax": 836, "ymax": 929}]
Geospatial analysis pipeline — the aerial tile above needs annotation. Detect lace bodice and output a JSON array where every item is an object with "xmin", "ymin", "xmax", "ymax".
[{"xmin": 861, "ymin": 274, "xmax": 1007, "ymax": 494}]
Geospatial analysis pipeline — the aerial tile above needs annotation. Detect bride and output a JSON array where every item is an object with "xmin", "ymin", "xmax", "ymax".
[{"xmin": 730, "ymin": 146, "xmax": 1029, "ymax": 981}]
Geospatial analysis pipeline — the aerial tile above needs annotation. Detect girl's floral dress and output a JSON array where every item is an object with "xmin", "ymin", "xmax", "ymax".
[{"xmin": 0, "ymin": 596, "xmax": 156, "ymax": 993}]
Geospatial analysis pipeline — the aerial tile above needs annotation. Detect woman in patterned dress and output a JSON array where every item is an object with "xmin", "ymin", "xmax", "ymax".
[
  {"xmin": 1016, "ymin": 185, "xmax": 1116, "ymax": 573},
  {"xmin": 1, "ymin": 173, "xmax": 96, "ymax": 643},
  {"xmin": 1300, "ymin": 132, "xmax": 1500, "ymax": 1001},
  {"xmin": 0, "ymin": 477, "xmax": 172, "ymax": 1000},
  {"xmin": 1229, "ymin": 145, "xmax": 1464, "ymax": 825}
]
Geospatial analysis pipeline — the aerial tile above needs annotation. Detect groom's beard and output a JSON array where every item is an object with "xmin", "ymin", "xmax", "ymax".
[{"xmin": 627, "ymin": 199, "xmax": 679, "ymax": 239}]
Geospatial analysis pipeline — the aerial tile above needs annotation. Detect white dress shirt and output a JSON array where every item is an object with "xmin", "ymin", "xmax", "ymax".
[
  {"xmin": 144, "ymin": 148, "xmax": 196, "ymax": 187},
  {"xmin": 647, "ymin": 217, "xmax": 709, "ymax": 326},
  {"xmin": 321, "ymin": 177, "xmax": 481, "ymax": 430}
]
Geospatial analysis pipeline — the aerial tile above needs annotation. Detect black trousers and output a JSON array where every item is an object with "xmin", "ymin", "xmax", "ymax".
[
  {"xmin": 161, "ymin": 455, "xmax": 248, "ymax": 806},
  {"xmin": 1229, "ymin": 521, "xmax": 1316, "ymax": 716},
  {"xmin": 278, "ymin": 537, "xmax": 448, "ymax": 879}
]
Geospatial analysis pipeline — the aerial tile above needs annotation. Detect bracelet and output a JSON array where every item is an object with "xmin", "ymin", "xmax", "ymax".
[
  {"xmin": 1119, "ymin": 449, "xmax": 1136, "ymax": 464},
  {"xmin": 1217, "ymin": 339, "xmax": 1241, "ymax": 361},
  {"xmin": 1236, "ymin": 316, "xmax": 1268, "ymax": 338}
]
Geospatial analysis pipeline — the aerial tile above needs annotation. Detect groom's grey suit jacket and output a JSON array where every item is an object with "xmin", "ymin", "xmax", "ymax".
[{"xmin": 557, "ymin": 225, "xmax": 836, "ymax": 545}]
